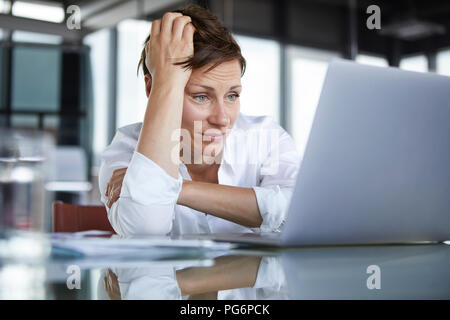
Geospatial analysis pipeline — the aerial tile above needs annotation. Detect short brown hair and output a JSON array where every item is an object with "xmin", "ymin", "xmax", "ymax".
[{"xmin": 137, "ymin": 4, "xmax": 246, "ymax": 77}]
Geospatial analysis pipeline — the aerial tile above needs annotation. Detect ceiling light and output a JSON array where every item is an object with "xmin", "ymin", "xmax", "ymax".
[{"xmin": 12, "ymin": 1, "xmax": 65, "ymax": 23}]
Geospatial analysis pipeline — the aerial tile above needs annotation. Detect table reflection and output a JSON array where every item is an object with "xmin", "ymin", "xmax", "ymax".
[
  {"xmin": 281, "ymin": 243, "xmax": 450, "ymax": 299},
  {"xmin": 99, "ymin": 255, "xmax": 289, "ymax": 300},
  {"xmin": 96, "ymin": 243, "xmax": 450, "ymax": 300},
  {"xmin": 2, "ymin": 241, "xmax": 449, "ymax": 299}
]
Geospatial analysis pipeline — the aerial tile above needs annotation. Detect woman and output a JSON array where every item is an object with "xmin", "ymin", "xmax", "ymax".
[{"xmin": 99, "ymin": 5, "xmax": 300, "ymax": 236}]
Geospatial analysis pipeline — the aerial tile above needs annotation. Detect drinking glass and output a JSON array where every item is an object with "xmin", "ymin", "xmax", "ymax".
[{"xmin": 0, "ymin": 129, "xmax": 55, "ymax": 260}]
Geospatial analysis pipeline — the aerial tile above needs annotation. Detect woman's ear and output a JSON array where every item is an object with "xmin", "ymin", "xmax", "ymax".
[{"xmin": 144, "ymin": 74, "xmax": 152, "ymax": 98}]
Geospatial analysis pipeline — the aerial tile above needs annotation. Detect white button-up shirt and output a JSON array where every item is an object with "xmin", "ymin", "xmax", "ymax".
[{"xmin": 99, "ymin": 113, "xmax": 300, "ymax": 237}]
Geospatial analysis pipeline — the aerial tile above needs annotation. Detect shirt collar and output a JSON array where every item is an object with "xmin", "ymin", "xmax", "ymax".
[
  {"xmin": 178, "ymin": 134, "xmax": 236, "ymax": 178},
  {"xmin": 220, "ymin": 136, "xmax": 235, "ymax": 174}
]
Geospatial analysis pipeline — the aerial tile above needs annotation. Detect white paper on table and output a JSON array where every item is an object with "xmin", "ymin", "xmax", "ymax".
[
  {"xmin": 50, "ymin": 230, "xmax": 113, "ymax": 239},
  {"xmin": 50, "ymin": 235, "xmax": 236, "ymax": 258}
]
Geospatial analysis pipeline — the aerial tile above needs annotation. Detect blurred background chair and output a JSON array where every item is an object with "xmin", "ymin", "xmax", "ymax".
[{"xmin": 52, "ymin": 201, "xmax": 114, "ymax": 233}]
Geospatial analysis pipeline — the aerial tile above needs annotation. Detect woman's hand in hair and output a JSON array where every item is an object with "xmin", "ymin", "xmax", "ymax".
[
  {"xmin": 135, "ymin": 12, "xmax": 195, "ymax": 179},
  {"xmin": 145, "ymin": 12, "xmax": 195, "ymax": 87}
]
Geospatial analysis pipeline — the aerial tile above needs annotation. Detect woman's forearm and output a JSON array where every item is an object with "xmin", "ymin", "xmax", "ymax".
[
  {"xmin": 136, "ymin": 80, "xmax": 184, "ymax": 179},
  {"xmin": 177, "ymin": 180, "xmax": 263, "ymax": 228},
  {"xmin": 176, "ymin": 255, "xmax": 262, "ymax": 296},
  {"xmin": 136, "ymin": 13, "xmax": 194, "ymax": 179}
]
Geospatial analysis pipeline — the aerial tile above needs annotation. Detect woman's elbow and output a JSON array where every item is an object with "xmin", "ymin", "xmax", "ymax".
[
  {"xmin": 110, "ymin": 201, "xmax": 173, "ymax": 236},
  {"xmin": 130, "ymin": 221, "xmax": 172, "ymax": 236}
]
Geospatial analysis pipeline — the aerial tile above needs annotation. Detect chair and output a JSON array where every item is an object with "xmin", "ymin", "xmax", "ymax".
[{"xmin": 52, "ymin": 201, "xmax": 115, "ymax": 233}]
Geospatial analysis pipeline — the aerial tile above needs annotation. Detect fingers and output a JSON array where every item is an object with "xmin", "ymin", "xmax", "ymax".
[
  {"xmin": 150, "ymin": 18, "xmax": 161, "ymax": 37},
  {"xmin": 182, "ymin": 22, "xmax": 196, "ymax": 42},
  {"xmin": 160, "ymin": 12, "xmax": 183, "ymax": 37},
  {"xmin": 104, "ymin": 269, "xmax": 114, "ymax": 290},
  {"xmin": 105, "ymin": 182, "xmax": 109, "ymax": 197},
  {"xmin": 146, "ymin": 11, "xmax": 194, "ymax": 81},
  {"xmin": 107, "ymin": 189, "xmax": 117, "ymax": 208},
  {"xmin": 172, "ymin": 15, "xmax": 192, "ymax": 39},
  {"xmin": 105, "ymin": 168, "xmax": 127, "ymax": 200},
  {"xmin": 107, "ymin": 184, "xmax": 122, "ymax": 208},
  {"xmin": 109, "ymin": 174, "xmax": 126, "ymax": 188},
  {"xmin": 107, "ymin": 195, "xmax": 114, "ymax": 209},
  {"xmin": 115, "ymin": 168, "xmax": 127, "ymax": 174},
  {"xmin": 151, "ymin": 13, "xmax": 194, "ymax": 42},
  {"xmin": 108, "ymin": 269, "xmax": 118, "ymax": 282}
]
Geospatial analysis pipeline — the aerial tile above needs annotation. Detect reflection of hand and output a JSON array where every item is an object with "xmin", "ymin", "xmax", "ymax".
[
  {"xmin": 103, "ymin": 269, "xmax": 121, "ymax": 300},
  {"xmin": 105, "ymin": 168, "xmax": 127, "ymax": 208},
  {"xmin": 176, "ymin": 255, "xmax": 262, "ymax": 296},
  {"xmin": 188, "ymin": 291, "xmax": 218, "ymax": 300}
]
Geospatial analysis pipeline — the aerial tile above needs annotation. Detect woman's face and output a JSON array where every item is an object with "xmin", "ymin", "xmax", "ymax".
[{"xmin": 181, "ymin": 59, "xmax": 242, "ymax": 163}]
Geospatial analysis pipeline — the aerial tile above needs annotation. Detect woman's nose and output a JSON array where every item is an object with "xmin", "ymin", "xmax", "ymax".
[{"xmin": 207, "ymin": 102, "xmax": 230, "ymax": 127}]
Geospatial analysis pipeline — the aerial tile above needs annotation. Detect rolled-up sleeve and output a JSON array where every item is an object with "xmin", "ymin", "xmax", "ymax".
[
  {"xmin": 253, "ymin": 256, "xmax": 287, "ymax": 290},
  {"xmin": 252, "ymin": 126, "xmax": 300, "ymax": 232},
  {"xmin": 99, "ymin": 151, "xmax": 182, "ymax": 236}
]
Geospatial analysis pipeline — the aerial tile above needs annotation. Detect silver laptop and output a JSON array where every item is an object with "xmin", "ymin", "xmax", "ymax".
[{"xmin": 184, "ymin": 59, "xmax": 450, "ymax": 247}]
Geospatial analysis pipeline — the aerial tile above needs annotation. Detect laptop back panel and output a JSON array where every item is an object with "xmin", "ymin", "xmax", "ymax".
[{"xmin": 282, "ymin": 60, "xmax": 450, "ymax": 246}]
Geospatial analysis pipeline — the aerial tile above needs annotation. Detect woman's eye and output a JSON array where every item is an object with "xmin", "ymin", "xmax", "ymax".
[
  {"xmin": 193, "ymin": 95, "xmax": 208, "ymax": 103},
  {"xmin": 227, "ymin": 93, "xmax": 240, "ymax": 102}
]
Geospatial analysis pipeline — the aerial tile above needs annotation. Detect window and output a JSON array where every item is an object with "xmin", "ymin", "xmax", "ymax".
[
  {"xmin": 43, "ymin": 115, "xmax": 59, "ymax": 130},
  {"xmin": 11, "ymin": 114, "xmax": 39, "ymax": 128},
  {"xmin": 0, "ymin": 0, "xmax": 11, "ymax": 14},
  {"xmin": 286, "ymin": 46, "xmax": 339, "ymax": 157},
  {"xmin": 12, "ymin": 1, "xmax": 64, "ymax": 23},
  {"xmin": 116, "ymin": 19, "xmax": 152, "ymax": 129},
  {"xmin": 12, "ymin": 31, "xmax": 62, "ymax": 45},
  {"xmin": 12, "ymin": 46, "xmax": 61, "ymax": 111},
  {"xmin": 234, "ymin": 35, "xmax": 280, "ymax": 123},
  {"xmin": 400, "ymin": 55, "xmax": 427, "ymax": 73},
  {"xmin": 83, "ymin": 29, "xmax": 111, "ymax": 159},
  {"xmin": 0, "ymin": 2, "xmax": 9, "ymax": 113},
  {"xmin": 0, "ymin": 43, "xmax": 3, "ymax": 110},
  {"xmin": 437, "ymin": 49, "xmax": 450, "ymax": 76},
  {"xmin": 356, "ymin": 54, "xmax": 388, "ymax": 67}
]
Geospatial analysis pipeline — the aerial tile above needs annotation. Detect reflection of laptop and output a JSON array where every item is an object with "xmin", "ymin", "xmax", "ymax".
[
  {"xmin": 185, "ymin": 60, "xmax": 450, "ymax": 247},
  {"xmin": 281, "ymin": 244, "xmax": 450, "ymax": 299}
]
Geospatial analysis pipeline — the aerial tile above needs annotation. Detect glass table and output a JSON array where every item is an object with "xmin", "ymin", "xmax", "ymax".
[{"xmin": 1, "ymin": 237, "xmax": 449, "ymax": 300}]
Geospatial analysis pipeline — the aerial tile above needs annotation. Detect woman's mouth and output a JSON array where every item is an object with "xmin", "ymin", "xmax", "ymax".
[{"xmin": 202, "ymin": 132, "xmax": 224, "ymax": 142}]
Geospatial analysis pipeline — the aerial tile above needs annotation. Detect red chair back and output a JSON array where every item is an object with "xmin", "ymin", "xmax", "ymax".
[{"xmin": 53, "ymin": 202, "xmax": 115, "ymax": 233}]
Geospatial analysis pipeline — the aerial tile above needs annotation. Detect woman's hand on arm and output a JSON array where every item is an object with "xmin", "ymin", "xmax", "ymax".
[
  {"xmin": 105, "ymin": 168, "xmax": 127, "ymax": 208},
  {"xmin": 136, "ymin": 12, "xmax": 195, "ymax": 178}
]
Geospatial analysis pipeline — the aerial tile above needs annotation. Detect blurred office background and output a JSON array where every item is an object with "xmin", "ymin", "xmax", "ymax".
[{"xmin": 0, "ymin": 0, "xmax": 449, "ymax": 206}]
